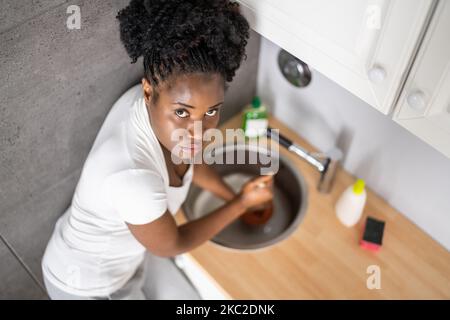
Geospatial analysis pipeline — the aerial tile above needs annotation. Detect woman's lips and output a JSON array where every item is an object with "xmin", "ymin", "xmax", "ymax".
[{"xmin": 180, "ymin": 143, "xmax": 201, "ymax": 152}]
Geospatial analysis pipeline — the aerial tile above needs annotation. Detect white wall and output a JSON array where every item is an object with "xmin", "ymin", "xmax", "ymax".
[{"xmin": 257, "ymin": 37, "xmax": 450, "ymax": 250}]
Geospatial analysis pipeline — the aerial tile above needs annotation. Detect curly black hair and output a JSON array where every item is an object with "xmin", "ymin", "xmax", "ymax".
[{"xmin": 116, "ymin": 0, "xmax": 250, "ymax": 103}]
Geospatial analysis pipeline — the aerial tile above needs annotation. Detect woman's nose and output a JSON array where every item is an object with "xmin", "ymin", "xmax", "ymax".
[{"xmin": 186, "ymin": 120, "xmax": 204, "ymax": 141}]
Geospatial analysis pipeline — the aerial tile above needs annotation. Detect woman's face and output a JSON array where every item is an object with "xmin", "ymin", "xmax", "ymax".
[{"xmin": 142, "ymin": 73, "xmax": 225, "ymax": 161}]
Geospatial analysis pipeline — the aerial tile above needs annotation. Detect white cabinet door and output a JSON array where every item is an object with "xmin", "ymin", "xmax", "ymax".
[
  {"xmin": 393, "ymin": 0, "xmax": 450, "ymax": 159},
  {"xmin": 237, "ymin": 0, "xmax": 433, "ymax": 114},
  {"xmin": 174, "ymin": 254, "xmax": 231, "ymax": 300}
]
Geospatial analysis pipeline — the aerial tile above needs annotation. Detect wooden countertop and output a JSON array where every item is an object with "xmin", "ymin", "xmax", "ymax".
[{"xmin": 175, "ymin": 113, "xmax": 450, "ymax": 299}]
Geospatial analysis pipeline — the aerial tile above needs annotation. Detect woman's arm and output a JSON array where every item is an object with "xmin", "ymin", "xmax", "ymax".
[
  {"xmin": 126, "ymin": 175, "xmax": 273, "ymax": 257},
  {"xmin": 192, "ymin": 162, "xmax": 235, "ymax": 202}
]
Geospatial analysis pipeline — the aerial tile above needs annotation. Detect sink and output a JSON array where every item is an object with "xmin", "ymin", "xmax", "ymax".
[{"xmin": 183, "ymin": 143, "xmax": 308, "ymax": 251}]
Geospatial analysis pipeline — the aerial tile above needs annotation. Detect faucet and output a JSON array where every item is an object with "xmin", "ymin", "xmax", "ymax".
[{"xmin": 266, "ymin": 127, "xmax": 342, "ymax": 193}]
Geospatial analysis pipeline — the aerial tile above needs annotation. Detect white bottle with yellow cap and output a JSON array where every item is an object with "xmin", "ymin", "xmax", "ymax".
[{"xmin": 335, "ymin": 179, "xmax": 367, "ymax": 227}]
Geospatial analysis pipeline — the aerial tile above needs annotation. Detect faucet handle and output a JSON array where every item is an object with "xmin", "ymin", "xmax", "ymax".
[
  {"xmin": 311, "ymin": 147, "xmax": 343, "ymax": 162},
  {"xmin": 326, "ymin": 147, "xmax": 343, "ymax": 162},
  {"xmin": 317, "ymin": 147, "xmax": 343, "ymax": 193}
]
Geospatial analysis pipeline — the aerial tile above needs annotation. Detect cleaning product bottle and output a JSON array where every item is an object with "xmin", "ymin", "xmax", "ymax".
[
  {"xmin": 335, "ymin": 178, "xmax": 367, "ymax": 227},
  {"xmin": 242, "ymin": 96, "xmax": 268, "ymax": 138}
]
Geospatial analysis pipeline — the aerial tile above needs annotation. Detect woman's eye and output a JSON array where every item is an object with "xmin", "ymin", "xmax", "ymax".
[
  {"xmin": 205, "ymin": 109, "xmax": 218, "ymax": 117},
  {"xmin": 175, "ymin": 109, "xmax": 189, "ymax": 118}
]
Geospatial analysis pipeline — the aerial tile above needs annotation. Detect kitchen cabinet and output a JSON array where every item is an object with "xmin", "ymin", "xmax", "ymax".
[
  {"xmin": 238, "ymin": 0, "xmax": 450, "ymax": 159},
  {"xmin": 173, "ymin": 254, "xmax": 230, "ymax": 300},
  {"xmin": 237, "ymin": 0, "xmax": 434, "ymax": 114},
  {"xmin": 393, "ymin": 0, "xmax": 450, "ymax": 158}
]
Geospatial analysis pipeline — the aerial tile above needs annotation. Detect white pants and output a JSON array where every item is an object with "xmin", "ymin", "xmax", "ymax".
[{"xmin": 43, "ymin": 252, "xmax": 202, "ymax": 300}]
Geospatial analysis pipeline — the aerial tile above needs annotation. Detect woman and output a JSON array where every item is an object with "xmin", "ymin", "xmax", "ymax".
[{"xmin": 41, "ymin": 0, "xmax": 273, "ymax": 299}]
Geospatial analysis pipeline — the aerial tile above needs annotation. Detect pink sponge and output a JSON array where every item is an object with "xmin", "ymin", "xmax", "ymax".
[{"xmin": 360, "ymin": 216, "xmax": 385, "ymax": 252}]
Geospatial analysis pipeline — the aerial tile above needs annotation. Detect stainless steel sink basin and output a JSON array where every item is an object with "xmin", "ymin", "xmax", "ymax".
[{"xmin": 183, "ymin": 144, "xmax": 308, "ymax": 251}]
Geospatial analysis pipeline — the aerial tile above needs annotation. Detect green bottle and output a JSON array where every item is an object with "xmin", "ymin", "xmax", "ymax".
[{"xmin": 242, "ymin": 96, "xmax": 268, "ymax": 138}]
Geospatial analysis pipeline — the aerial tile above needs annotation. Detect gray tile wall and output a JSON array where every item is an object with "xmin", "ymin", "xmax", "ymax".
[{"xmin": 0, "ymin": 0, "xmax": 260, "ymax": 299}]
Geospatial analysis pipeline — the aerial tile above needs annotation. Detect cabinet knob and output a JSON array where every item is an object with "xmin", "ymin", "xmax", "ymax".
[
  {"xmin": 368, "ymin": 66, "xmax": 386, "ymax": 83},
  {"xmin": 407, "ymin": 90, "xmax": 426, "ymax": 111}
]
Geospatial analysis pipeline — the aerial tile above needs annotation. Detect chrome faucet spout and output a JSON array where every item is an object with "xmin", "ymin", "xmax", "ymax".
[{"xmin": 267, "ymin": 127, "xmax": 342, "ymax": 193}]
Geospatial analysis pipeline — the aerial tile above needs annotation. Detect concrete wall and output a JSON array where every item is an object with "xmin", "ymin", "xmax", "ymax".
[
  {"xmin": 257, "ymin": 37, "xmax": 450, "ymax": 251},
  {"xmin": 0, "ymin": 0, "xmax": 260, "ymax": 298}
]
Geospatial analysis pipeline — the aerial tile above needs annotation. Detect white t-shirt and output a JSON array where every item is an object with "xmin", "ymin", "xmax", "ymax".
[{"xmin": 42, "ymin": 84, "xmax": 193, "ymax": 297}]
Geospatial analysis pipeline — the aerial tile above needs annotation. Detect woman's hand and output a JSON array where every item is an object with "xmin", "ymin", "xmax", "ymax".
[{"xmin": 237, "ymin": 175, "xmax": 274, "ymax": 211}]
